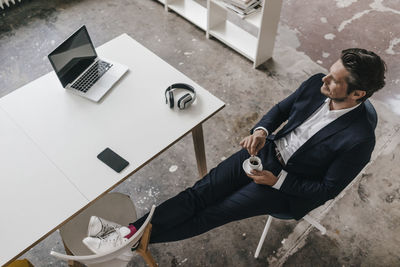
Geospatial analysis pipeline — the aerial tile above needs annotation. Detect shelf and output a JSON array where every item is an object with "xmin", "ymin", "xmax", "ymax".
[
  {"xmin": 244, "ymin": 9, "xmax": 262, "ymax": 28},
  {"xmin": 210, "ymin": 0, "xmax": 262, "ymax": 28},
  {"xmin": 210, "ymin": 0, "xmax": 227, "ymax": 9},
  {"xmin": 154, "ymin": 0, "xmax": 281, "ymax": 68},
  {"xmin": 168, "ymin": 0, "xmax": 207, "ymax": 30},
  {"xmin": 209, "ymin": 20, "xmax": 257, "ymax": 60}
]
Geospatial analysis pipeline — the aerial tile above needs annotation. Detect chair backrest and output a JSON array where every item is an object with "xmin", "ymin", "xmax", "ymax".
[
  {"xmin": 50, "ymin": 205, "xmax": 156, "ymax": 266},
  {"xmin": 364, "ymin": 99, "xmax": 378, "ymax": 130},
  {"xmin": 270, "ymin": 213, "xmax": 293, "ymax": 220}
]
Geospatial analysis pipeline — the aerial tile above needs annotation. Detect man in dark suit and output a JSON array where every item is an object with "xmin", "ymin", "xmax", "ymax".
[{"xmin": 83, "ymin": 48, "xmax": 387, "ymax": 249}]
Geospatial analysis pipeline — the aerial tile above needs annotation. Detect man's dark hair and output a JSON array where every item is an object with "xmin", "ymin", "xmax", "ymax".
[{"xmin": 341, "ymin": 48, "xmax": 387, "ymax": 102}]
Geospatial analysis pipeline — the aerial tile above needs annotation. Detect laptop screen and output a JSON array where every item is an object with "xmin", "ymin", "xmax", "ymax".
[{"xmin": 48, "ymin": 25, "xmax": 97, "ymax": 87}]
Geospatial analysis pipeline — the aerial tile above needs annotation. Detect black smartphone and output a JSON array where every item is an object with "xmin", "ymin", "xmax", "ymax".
[{"xmin": 97, "ymin": 147, "xmax": 129, "ymax": 173}]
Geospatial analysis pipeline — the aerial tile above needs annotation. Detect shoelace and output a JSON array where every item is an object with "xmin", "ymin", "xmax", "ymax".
[
  {"xmin": 99, "ymin": 225, "xmax": 120, "ymax": 238},
  {"xmin": 97, "ymin": 230, "xmax": 127, "ymax": 249},
  {"xmin": 97, "ymin": 218, "xmax": 120, "ymax": 238}
]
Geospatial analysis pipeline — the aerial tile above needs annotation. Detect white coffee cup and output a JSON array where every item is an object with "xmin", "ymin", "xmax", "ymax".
[{"xmin": 243, "ymin": 155, "xmax": 263, "ymax": 174}]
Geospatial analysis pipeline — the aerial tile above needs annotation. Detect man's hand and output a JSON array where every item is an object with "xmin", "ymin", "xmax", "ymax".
[
  {"xmin": 239, "ymin": 130, "xmax": 267, "ymax": 156},
  {"xmin": 247, "ymin": 169, "xmax": 278, "ymax": 186}
]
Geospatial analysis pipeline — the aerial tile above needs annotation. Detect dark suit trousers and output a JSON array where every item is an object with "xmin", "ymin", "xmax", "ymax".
[{"xmin": 131, "ymin": 141, "xmax": 291, "ymax": 243}]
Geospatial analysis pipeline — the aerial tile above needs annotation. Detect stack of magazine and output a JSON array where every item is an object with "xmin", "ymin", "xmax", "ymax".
[{"xmin": 222, "ymin": 0, "xmax": 262, "ymax": 18}]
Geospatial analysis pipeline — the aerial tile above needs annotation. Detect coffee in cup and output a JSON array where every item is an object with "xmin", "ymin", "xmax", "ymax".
[
  {"xmin": 249, "ymin": 156, "xmax": 261, "ymax": 169},
  {"xmin": 243, "ymin": 155, "xmax": 263, "ymax": 174}
]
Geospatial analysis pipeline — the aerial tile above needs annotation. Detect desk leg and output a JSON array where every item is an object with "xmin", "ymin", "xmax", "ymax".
[{"xmin": 192, "ymin": 124, "xmax": 207, "ymax": 178}]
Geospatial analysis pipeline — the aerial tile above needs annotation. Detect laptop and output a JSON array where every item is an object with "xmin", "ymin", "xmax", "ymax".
[{"xmin": 48, "ymin": 25, "xmax": 128, "ymax": 102}]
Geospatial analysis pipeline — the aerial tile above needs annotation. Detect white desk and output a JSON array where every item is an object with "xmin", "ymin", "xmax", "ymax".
[
  {"xmin": 0, "ymin": 108, "xmax": 88, "ymax": 266},
  {"xmin": 0, "ymin": 34, "xmax": 225, "ymax": 266}
]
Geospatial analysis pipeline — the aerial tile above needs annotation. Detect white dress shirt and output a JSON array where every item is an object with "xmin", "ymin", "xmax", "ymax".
[{"xmin": 256, "ymin": 98, "xmax": 361, "ymax": 189}]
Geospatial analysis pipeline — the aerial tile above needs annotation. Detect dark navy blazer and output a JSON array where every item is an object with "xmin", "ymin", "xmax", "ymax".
[{"xmin": 254, "ymin": 73, "xmax": 376, "ymax": 219}]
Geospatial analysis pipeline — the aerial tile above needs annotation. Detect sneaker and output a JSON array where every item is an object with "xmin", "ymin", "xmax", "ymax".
[
  {"xmin": 87, "ymin": 216, "xmax": 122, "ymax": 238},
  {"xmin": 83, "ymin": 226, "xmax": 132, "ymax": 255}
]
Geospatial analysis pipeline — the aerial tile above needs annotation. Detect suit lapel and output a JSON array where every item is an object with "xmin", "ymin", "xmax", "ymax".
[
  {"xmin": 276, "ymin": 95, "xmax": 326, "ymax": 138},
  {"xmin": 290, "ymin": 103, "xmax": 365, "ymax": 159}
]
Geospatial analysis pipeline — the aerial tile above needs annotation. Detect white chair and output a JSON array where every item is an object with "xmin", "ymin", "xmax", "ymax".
[
  {"xmin": 254, "ymin": 213, "xmax": 326, "ymax": 258},
  {"xmin": 254, "ymin": 100, "xmax": 377, "ymax": 258},
  {"xmin": 50, "ymin": 192, "xmax": 157, "ymax": 267}
]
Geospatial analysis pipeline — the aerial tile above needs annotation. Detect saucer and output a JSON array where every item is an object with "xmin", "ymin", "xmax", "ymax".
[{"xmin": 242, "ymin": 159, "xmax": 263, "ymax": 175}]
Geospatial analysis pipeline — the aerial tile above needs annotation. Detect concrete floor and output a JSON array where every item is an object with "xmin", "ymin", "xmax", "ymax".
[{"xmin": 1, "ymin": 0, "xmax": 399, "ymax": 266}]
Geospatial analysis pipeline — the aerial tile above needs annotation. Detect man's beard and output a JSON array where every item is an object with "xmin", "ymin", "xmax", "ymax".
[
  {"xmin": 329, "ymin": 95, "xmax": 348, "ymax": 102},
  {"xmin": 321, "ymin": 84, "xmax": 349, "ymax": 102}
]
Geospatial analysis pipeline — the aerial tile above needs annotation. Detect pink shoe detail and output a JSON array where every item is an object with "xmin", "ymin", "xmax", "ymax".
[{"xmin": 124, "ymin": 225, "xmax": 137, "ymax": 239}]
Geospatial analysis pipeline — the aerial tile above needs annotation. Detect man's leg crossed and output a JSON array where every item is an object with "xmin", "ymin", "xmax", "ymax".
[
  {"xmin": 148, "ymin": 182, "xmax": 290, "ymax": 243},
  {"xmin": 131, "ymin": 148, "xmax": 253, "ymax": 237}
]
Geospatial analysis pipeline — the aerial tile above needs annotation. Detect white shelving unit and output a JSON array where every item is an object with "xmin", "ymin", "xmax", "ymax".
[
  {"xmin": 163, "ymin": 0, "xmax": 208, "ymax": 30},
  {"xmin": 208, "ymin": 19, "xmax": 258, "ymax": 60},
  {"xmin": 155, "ymin": 0, "xmax": 282, "ymax": 68}
]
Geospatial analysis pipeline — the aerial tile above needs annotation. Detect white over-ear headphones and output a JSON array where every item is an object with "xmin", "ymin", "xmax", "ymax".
[{"xmin": 165, "ymin": 83, "xmax": 196, "ymax": 110}]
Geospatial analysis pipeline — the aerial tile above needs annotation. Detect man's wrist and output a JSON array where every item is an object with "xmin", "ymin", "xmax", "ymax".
[
  {"xmin": 254, "ymin": 129, "xmax": 267, "ymax": 138},
  {"xmin": 272, "ymin": 170, "xmax": 287, "ymax": 189},
  {"xmin": 253, "ymin": 126, "xmax": 268, "ymax": 137},
  {"xmin": 271, "ymin": 177, "xmax": 278, "ymax": 186}
]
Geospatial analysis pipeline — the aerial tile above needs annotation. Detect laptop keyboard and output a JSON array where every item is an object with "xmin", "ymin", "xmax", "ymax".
[{"xmin": 71, "ymin": 60, "xmax": 113, "ymax": 93}]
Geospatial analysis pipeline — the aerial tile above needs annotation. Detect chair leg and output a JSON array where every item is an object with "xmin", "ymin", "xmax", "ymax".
[
  {"xmin": 254, "ymin": 215, "xmax": 273, "ymax": 258},
  {"xmin": 303, "ymin": 214, "xmax": 326, "ymax": 235},
  {"xmin": 136, "ymin": 223, "xmax": 158, "ymax": 267}
]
